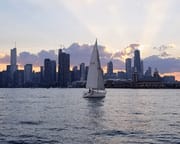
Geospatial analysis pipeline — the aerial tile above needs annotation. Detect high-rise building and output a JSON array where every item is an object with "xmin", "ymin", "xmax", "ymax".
[
  {"xmin": 117, "ymin": 71, "xmax": 126, "ymax": 79},
  {"xmin": 44, "ymin": 59, "xmax": 56, "ymax": 86},
  {"xmin": 58, "ymin": 49, "xmax": 70, "ymax": 87},
  {"xmin": 72, "ymin": 66, "xmax": 80, "ymax": 82},
  {"xmin": 134, "ymin": 49, "xmax": 141, "ymax": 74},
  {"xmin": 40, "ymin": 66, "xmax": 44, "ymax": 83},
  {"xmin": 80, "ymin": 63, "xmax": 85, "ymax": 81},
  {"xmin": 153, "ymin": 68, "xmax": 160, "ymax": 79},
  {"xmin": 51, "ymin": 60, "xmax": 56, "ymax": 83},
  {"xmin": 14, "ymin": 70, "xmax": 24, "ymax": 87},
  {"xmin": 141, "ymin": 60, "xmax": 144, "ymax": 76},
  {"xmin": 10, "ymin": 48, "xmax": 17, "ymax": 73},
  {"xmin": 107, "ymin": 61, "xmax": 113, "ymax": 75},
  {"xmin": 24, "ymin": 64, "xmax": 33, "ymax": 84},
  {"xmin": 125, "ymin": 58, "xmax": 132, "ymax": 79},
  {"xmin": 145, "ymin": 67, "xmax": 152, "ymax": 77},
  {"xmin": 8, "ymin": 48, "xmax": 17, "ymax": 87}
]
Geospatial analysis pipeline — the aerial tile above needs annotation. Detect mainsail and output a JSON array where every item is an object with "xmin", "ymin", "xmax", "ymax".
[{"xmin": 86, "ymin": 40, "xmax": 105, "ymax": 90}]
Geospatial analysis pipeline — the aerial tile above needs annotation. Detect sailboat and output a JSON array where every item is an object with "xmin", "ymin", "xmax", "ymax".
[{"xmin": 83, "ymin": 39, "xmax": 106, "ymax": 98}]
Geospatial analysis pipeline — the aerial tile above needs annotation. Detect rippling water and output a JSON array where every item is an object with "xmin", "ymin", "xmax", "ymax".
[{"xmin": 0, "ymin": 88, "xmax": 180, "ymax": 144}]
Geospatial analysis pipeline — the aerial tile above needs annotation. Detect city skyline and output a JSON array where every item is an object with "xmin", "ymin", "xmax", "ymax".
[
  {"xmin": 0, "ymin": 0, "xmax": 180, "ymax": 80},
  {"xmin": 0, "ymin": 44, "xmax": 179, "ymax": 88},
  {"xmin": 0, "ymin": 44, "xmax": 180, "ymax": 81}
]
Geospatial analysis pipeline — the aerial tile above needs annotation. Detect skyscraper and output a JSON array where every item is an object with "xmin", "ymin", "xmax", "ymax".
[
  {"xmin": 141, "ymin": 60, "xmax": 144, "ymax": 76},
  {"xmin": 14, "ymin": 70, "xmax": 24, "ymax": 87},
  {"xmin": 80, "ymin": 63, "xmax": 85, "ymax": 81},
  {"xmin": 145, "ymin": 67, "xmax": 152, "ymax": 77},
  {"xmin": 134, "ymin": 49, "xmax": 141, "ymax": 76},
  {"xmin": 44, "ymin": 59, "xmax": 56, "ymax": 86},
  {"xmin": 40, "ymin": 66, "xmax": 44, "ymax": 83},
  {"xmin": 10, "ymin": 47, "xmax": 17, "ymax": 86},
  {"xmin": 10, "ymin": 48, "xmax": 17, "ymax": 73},
  {"xmin": 107, "ymin": 61, "xmax": 113, "ymax": 75},
  {"xmin": 58, "ymin": 49, "xmax": 70, "ymax": 87},
  {"xmin": 72, "ymin": 66, "xmax": 80, "ymax": 82},
  {"xmin": 51, "ymin": 60, "xmax": 56, "ymax": 84},
  {"xmin": 24, "ymin": 64, "xmax": 33, "ymax": 84},
  {"xmin": 125, "ymin": 58, "xmax": 132, "ymax": 79},
  {"xmin": 11, "ymin": 48, "xmax": 17, "ymax": 67}
]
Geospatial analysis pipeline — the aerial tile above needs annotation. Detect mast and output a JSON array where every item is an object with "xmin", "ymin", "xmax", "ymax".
[{"xmin": 86, "ymin": 39, "xmax": 104, "ymax": 90}]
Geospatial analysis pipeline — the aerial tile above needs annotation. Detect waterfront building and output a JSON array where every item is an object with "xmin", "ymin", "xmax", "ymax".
[
  {"xmin": 58, "ymin": 49, "xmax": 70, "ymax": 87},
  {"xmin": 24, "ymin": 64, "xmax": 33, "ymax": 84},
  {"xmin": 134, "ymin": 49, "xmax": 141, "ymax": 76},
  {"xmin": 145, "ymin": 67, "xmax": 152, "ymax": 77},
  {"xmin": 117, "ymin": 71, "xmax": 126, "ymax": 79},
  {"xmin": 10, "ymin": 48, "xmax": 17, "ymax": 73},
  {"xmin": 125, "ymin": 58, "xmax": 132, "ymax": 79},
  {"xmin": 80, "ymin": 63, "xmax": 85, "ymax": 81},
  {"xmin": 107, "ymin": 61, "xmax": 113, "ymax": 75},
  {"xmin": 153, "ymin": 68, "xmax": 160, "ymax": 79},
  {"xmin": 14, "ymin": 70, "xmax": 24, "ymax": 87},
  {"xmin": 40, "ymin": 66, "xmax": 44, "ymax": 83},
  {"xmin": 162, "ymin": 76, "xmax": 175, "ymax": 83},
  {"xmin": 141, "ymin": 60, "xmax": 144, "ymax": 76},
  {"xmin": 72, "ymin": 66, "xmax": 80, "ymax": 82},
  {"xmin": 10, "ymin": 48, "xmax": 18, "ymax": 86},
  {"xmin": 44, "ymin": 59, "xmax": 56, "ymax": 86}
]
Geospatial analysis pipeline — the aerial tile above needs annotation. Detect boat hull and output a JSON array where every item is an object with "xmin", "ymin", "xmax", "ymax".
[{"xmin": 83, "ymin": 90, "xmax": 106, "ymax": 98}]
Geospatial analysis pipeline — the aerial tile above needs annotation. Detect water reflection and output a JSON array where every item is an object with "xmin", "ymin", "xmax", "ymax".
[
  {"xmin": 86, "ymin": 98, "xmax": 105, "ymax": 125},
  {"xmin": 85, "ymin": 98, "xmax": 106, "ymax": 143}
]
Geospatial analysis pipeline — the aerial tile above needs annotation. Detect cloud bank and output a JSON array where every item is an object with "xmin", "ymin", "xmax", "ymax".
[
  {"xmin": 0, "ymin": 43, "xmax": 180, "ymax": 74},
  {"xmin": 153, "ymin": 44, "xmax": 176, "ymax": 58},
  {"xmin": 63, "ymin": 43, "xmax": 124, "ymax": 69},
  {"xmin": 113, "ymin": 44, "xmax": 140, "ymax": 60},
  {"xmin": 144, "ymin": 55, "xmax": 180, "ymax": 73}
]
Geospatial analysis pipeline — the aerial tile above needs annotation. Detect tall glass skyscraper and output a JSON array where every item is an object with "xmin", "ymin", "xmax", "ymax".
[
  {"xmin": 44, "ymin": 59, "xmax": 56, "ymax": 86},
  {"xmin": 107, "ymin": 61, "xmax": 113, "ymax": 75},
  {"xmin": 80, "ymin": 63, "xmax": 85, "ymax": 81},
  {"xmin": 125, "ymin": 58, "xmax": 132, "ymax": 79},
  {"xmin": 134, "ymin": 49, "xmax": 141, "ymax": 75},
  {"xmin": 10, "ymin": 48, "xmax": 17, "ymax": 74},
  {"xmin": 24, "ymin": 64, "xmax": 33, "ymax": 84},
  {"xmin": 58, "ymin": 49, "xmax": 70, "ymax": 87}
]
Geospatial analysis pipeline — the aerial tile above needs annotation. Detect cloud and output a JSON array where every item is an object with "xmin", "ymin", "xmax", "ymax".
[
  {"xmin": 153, "ymin": 44, "xmax": 176, "ymax": 57},
  {"xmin": 63, "ymin": 42, "xmax": 123, "ymax": 69},
  {"xmin": 144, "ymin": 55, "xmax": 180, "ymax": 73},
  {"xmin": 0, "ymin": 43, "xmax": 124, "ymax": 70},
  {"xmin": 0, "ymin": 43, "xmax": 179, "ymax": 74},
  {"xmin": 18, "ymin": 50, "xmax": 57, "ymax": 67},
  {"xmin": 18, "ymin": 52, "xmax": 38, "ymax": 66},
  {"xmin": 153, "ymin": 44, "xmax": 175, "ymax": 51},
  {"xmin": 113, "ymin": 43, "xmax": 140, "ymax": 60},
  {"xmin": 0, "ymin": 50, "xmax": 57, "ymax": 67},
  {"xmin": 0, "ymin": 54, "xmax": 10, "ymax": 64},
  {"xmin": 159, "ymin": 52, "xmax": 170, "ymax": 57}
]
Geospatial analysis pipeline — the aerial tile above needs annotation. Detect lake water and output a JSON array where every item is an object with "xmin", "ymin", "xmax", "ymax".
[{"xmin": 0, "ymin": 88, "xmax": 180, "ymax": 144}]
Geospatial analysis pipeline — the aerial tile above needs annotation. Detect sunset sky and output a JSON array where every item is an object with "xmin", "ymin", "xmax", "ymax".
[{"xmin": 0, "ymin": 0, "xmax": 180, "ymax": 80}]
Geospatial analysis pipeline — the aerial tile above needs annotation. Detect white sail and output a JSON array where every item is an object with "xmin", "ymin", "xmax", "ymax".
[{"xmin": 86, "ymin": 40, "xmax": 105, "ymax": 90}]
